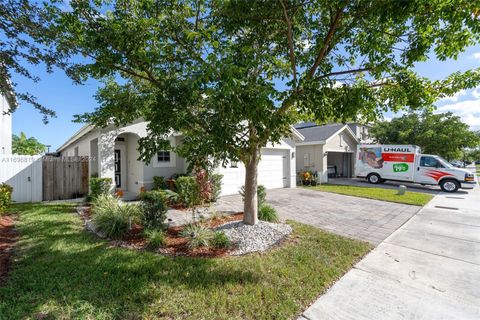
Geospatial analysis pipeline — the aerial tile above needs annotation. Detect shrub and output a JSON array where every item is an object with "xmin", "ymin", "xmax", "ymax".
[
  {"xmin": 239, "ymin": 184, "xmax": 267, "ymax": 207},
  {"xmin": 144, "ymin": 229, "xmax": 166, "ymax": 249},
  {"xmin": 195, "ymin": 169, "xmax": 212, "ymax": 203},
  {"xmin": 139, "ymin": 191, "xmax": 168, "ymax": 230},
  {"xmin": 211, "ymin": 231, "xmax": 232, "ymax": 248},
  {"xmin": 210, "ymin": 173, "xmax": 223, "ymax": 202},
  {"xmin": 0, "ymin": 183, "xmax": 13, "ymax": 215},
  {"xmin": 153, "ymin": 176, "xmax": 167, "ymax": 190},
  {"xmin": 176, "ymin": 176, "xmax": 201, "ymax": 207},
  {"xmin": 157, "ymin": 189, "xmax": 179, "ymax": 205},
  {"xmin": 92, "ymin": 195, "xmax": 141, "ymax": 239},
  {"xmin": 259, "ymin": 204, "xmax": 279, "ymax": 223},
  {"xmin": 87, "ymin": 177, "xmax": 112, "ymax": 201},
  {"xmin": 180, "ymin": 223, "xmax": 214, "ymax": 249}
]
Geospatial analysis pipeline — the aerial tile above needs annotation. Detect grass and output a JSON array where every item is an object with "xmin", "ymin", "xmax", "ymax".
[
  {"xmin": 476, "ymin": 164, "xmax": 480, "ymax": 174},
  {"xmin": 306, "ymin": 184, "xmax": 433, "ymax": 206},
  {"xmin": 0, "ymin": 203, "xmax": 371, "ymax": 320}
]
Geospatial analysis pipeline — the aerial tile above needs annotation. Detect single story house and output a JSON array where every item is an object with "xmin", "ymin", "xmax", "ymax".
[
  {"xmin": 58, "ymin": 119, "xmax": 304, "ymax": 198},
  {"xmin": 294, "ymin": 122, "xmax": 368, "ymax": 182}
]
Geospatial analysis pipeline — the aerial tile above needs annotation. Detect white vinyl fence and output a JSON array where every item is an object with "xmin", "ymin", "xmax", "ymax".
[{"xmin": 0, "ymin": 155, "xmax": 42, "ymax": 203}]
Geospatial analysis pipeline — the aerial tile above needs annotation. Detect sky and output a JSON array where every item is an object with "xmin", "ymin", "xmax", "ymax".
[{"xmin": 10, "ymin": 44, "xmax": 480, "ymax": 151}]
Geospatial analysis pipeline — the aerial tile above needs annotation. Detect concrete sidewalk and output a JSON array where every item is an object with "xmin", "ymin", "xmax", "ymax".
[{"xmin": 300, "ymin": 186, "xmax": 480, "ymax": 319}]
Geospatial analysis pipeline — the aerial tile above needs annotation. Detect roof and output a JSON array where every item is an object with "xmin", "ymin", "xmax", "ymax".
[
  {"xmin": 57, "ymin": 120, "xmax": 304, "ymax": 152},
  {"xmin": 57, "ymin": 124, "xmax": 94, "ymax": 152},
  {"xmin": 296, "ymin": 123, "xmax": 347, "ymax": 143}
]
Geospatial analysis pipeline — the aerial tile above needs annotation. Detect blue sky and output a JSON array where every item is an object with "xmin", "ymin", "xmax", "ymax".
[{"xmin": 10, "ymin": 44, "xmax": 480, "ymax": 151}]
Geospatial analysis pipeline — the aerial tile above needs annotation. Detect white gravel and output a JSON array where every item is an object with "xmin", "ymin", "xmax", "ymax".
[{"xmin": 216, "ymin": 221, "xmax": 292, "ymax": 255}]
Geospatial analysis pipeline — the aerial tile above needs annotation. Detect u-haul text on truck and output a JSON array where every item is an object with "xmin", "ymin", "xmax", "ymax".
[{"xmin": 355, "ymin": 145, "xmax": 476, "ymax": 192}]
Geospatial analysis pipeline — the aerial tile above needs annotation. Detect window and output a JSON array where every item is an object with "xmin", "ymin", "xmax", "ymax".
[
  {"xmin": 157, "ymin": 151, "xmax": 171, "ymax": 162},
  {"xmin": 230, "ymin": 161, "xmax": 238, "ymax": 168},
  {"xmin": 420, "ymin": 156, "xmax": 442, "ymax": 168}
]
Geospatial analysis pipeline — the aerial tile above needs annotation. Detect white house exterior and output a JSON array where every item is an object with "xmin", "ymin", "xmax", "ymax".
[
  {"xmin": 0, "ymin": 79, "xmax": 14, "ymax": 155},
  {"xmin": 294, "ymin": 123, "xmax": 362, "ymax": 182},
  {"xmin": 58, "ymin": 119, "xmax": 304, "ymax": 197}
]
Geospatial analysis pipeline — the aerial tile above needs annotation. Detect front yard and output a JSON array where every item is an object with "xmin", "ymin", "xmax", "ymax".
[
  {"xmin": 307, "ymin": 184, "xmax": 433, "ymax": 206},
  {"xmin": 0, "ymin": 203, "xmax": 371, "ymax": 319}
]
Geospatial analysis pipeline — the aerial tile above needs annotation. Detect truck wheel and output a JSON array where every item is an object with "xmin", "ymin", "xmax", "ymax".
[
  {"xmin": 367, "ymin": 173, "xmax": 381, "ymax": 184},
  {"xmin": 440, "ymin": 179, "xmax": 459, "ymax": 193}
]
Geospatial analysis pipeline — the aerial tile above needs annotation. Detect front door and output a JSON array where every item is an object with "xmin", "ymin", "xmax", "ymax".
[{"xmin": 114, "ymin": 149, "xmax": 121, "ymax": 188}]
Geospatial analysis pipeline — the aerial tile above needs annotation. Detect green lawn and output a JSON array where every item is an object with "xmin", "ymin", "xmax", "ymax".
[
  {"xmin": 0, "ymin": 203, "xmax": 371, "ymax": 319},
  {"xmin": 476, "ymin": 164, "xmax": 480, "ymax": 174},
  {"xmin": 307, "ymin": 184, "xmax": 433, "ymax": 206}
]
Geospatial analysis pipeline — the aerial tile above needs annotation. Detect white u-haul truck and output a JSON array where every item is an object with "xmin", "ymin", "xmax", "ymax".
[{"xmin": 355, "ymin": 145, "xmax": 477, "ymax": 192}]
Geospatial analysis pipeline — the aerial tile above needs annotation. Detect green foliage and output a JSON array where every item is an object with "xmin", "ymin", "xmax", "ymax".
[
  {"xmin": 211, "ymin": 231, "xmax": 232, "ymax": 249},
  {"xmin": 92, "ymin": 195, "xmax": 141, "ymax": 239},
  {"xmin": 176, "ymin": 176, "xmax": 201, "ymax": 207},
  {"xmin": 87, "ymin": 177, "xmax": 112, "ymax": 202},
  {"xmin": 371, "ymin": 112, "xmax": 480, "ymax": 160},
  {"xmin": 258, "ymin": 204, "xmax": 279, "ymax": 223},
  {"xmin": 19, "ymin": 0, "xmax": 480, "ymax": 222},
  {"xmin": 139, "ymin": 191, "xmax": 168, "ymax": 230},
  {"xmin": 156, "ymin": 189, "xmax": 179, "ymax": 205},
  {"xmin": 179, "ymin": 223, "xmax": 214, "ymax": 249},
  {"xmin": 12, "ymin": 132, "xmax": 46, "ymax": 155},
  {"xmin": 239, "ymin": 185, "xmax": 267, "ymax": 207},
  {"xmin": 144, "ymin": 229, "xmax": 166, "ymax": 250},
  {"xmin": 0, "ymin": 183, "xmax": 13, "ymax": 215},
  {"xmin": 0, "ymin": 203, "xmax": 371, "ymax": 319},
  {"xmin": 210, "ymin": 173, "xmax": 223, "ymax": 202},
  {"xmin": 152, "ymin": 176, "xmax": 167, "ymax": 190}
]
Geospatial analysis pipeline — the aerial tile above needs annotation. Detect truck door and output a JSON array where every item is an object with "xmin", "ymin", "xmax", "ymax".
[{"xmin": 414, "ymin": 156, "xmax": 449, "ymax": 185}]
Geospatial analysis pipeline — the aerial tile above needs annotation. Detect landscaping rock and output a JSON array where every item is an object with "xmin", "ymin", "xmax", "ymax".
[{"xmin": 216, "ymin": 221, "xmax": 292, "ymax": 255}]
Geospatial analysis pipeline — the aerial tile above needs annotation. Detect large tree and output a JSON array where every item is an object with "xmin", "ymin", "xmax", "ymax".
[
  {"xmin": 12, "ymin": 132, "xmax": 47, "ymax": 155},
  {"xmin": 0, "ymin": 0, "xmax": 69, "ymax": 121},
  {"xmin": 16, "ymin": 0, "xmax": 480, "ymax": 224},
  {"xmin": 370, "ymin": 112, "xmax": 480, "ymax": 160}
]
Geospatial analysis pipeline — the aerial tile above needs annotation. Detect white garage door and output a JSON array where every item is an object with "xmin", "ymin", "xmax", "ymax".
[{"xmin": 218, "ymin": 149, "xmax": 289, "ymax": 196}]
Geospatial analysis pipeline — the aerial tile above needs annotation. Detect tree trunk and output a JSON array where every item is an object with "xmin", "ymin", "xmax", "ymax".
[{"xmin": 243, "ymin": 148, "xmax": 260, "ymax": 225}]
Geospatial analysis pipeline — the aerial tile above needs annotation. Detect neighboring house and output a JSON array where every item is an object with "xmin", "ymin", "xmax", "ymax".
[
  {"xmin": 347, "ymin": 122, "xmax": 373, "ymax": 143},
  {"xmin": 294, "ymin": 122, "xmax": 363, "ymax": 182},
  {"xmin": 0, "ymin": 78, "xmax": 14, "ymax": 155},
  {"xmin": 58, "ymin": 119, "xmax": 304, "ymax": 197}
]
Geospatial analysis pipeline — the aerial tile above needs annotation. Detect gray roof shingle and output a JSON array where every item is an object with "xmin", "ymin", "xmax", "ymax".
[{"xmin": 296, "ymin": 123, "xmax": 346, "ymax": 143}]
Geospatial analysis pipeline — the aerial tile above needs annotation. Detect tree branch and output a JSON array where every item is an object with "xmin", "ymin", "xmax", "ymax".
[
  {"xmin": 317, "ymin": 67, "xmax": 372, "ymax": 79},
  {"xmin": 279, "ymin": 0, "xmax": 297, "ymax": 90},
  {"xmin": 306, "ymin": 5, "xmax": 346, "ymax": 80}
]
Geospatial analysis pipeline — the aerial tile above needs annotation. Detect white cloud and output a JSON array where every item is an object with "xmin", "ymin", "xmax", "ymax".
[
  {"xmin": 473, "ymin": 52, "xmax": 480, "ymax": 60},
  {"xmin": 436, "ymin": 98, "xmax": 480, "ymax": 128},
  {"xmin": 472, "ymin": 88, "xmax": 480, "ymax": 99}
]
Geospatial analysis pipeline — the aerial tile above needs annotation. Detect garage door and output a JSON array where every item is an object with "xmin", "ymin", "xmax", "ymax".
[{"xmin": 218, "ymin": 149, "xmax": 289, "ymax": 196}]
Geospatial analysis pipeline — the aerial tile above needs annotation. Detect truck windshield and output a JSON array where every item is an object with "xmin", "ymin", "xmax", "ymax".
[{"xmin": 436, "ymin": 156, "xmax": 453, "ymax": 168}]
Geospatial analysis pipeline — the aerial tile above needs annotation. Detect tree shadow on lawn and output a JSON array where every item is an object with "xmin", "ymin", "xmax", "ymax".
[{"xmin": 0, "ymin": 203, "xmax": 260, "ymax": 319}]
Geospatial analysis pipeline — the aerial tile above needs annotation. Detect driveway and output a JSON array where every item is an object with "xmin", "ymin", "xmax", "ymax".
[
  {"xmin": 300, "ymin": 186, "xmax": 480, "ymax": 319},
  {"xmin": 216, "ymin": 188, "xmax": 420, "ymax": 245}
]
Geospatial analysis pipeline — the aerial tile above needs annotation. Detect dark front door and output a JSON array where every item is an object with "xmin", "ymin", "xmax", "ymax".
[{"xmin": 114, "ymin": 149, "xmax": 121, "ymax": 188}]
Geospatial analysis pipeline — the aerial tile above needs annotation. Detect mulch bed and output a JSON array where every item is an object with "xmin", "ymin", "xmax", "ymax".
[
  {"xmin": 78, "ymin": 205, "xmax": 244, "ymax": 258},
  {"xmin": 0, "ymin": 213, "xmax": 18, "ymax": 287}
]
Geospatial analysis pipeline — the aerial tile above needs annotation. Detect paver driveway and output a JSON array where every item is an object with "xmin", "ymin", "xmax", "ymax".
[{"xmin": 216, "ymin": 188, "xmax": 421, "ymax": 245}]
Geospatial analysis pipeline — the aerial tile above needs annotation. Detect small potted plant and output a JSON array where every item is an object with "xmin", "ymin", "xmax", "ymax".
[
  {"xmin": 115, "ymin": 188, "xmax": 124, "ymax": 198},
  {"xmin": 302, "ymin": 171, "xmax": 312, "ymax": 186}
]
